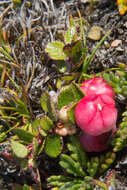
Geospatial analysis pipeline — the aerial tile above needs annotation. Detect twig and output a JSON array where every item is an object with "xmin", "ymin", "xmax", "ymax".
[
  {"xmin": 25, "ymin": 48, "xmax": 36, "ymax": 99},
  {"xmin": 0, "ymin": 59, "xmax": 20, "ymax": 69},
  {"xmin": 0, "ymin": 5, "xmax": 12, "ymax": 20},
  {"xmin": 41, "ymin": 0, "xmax": 50, "ymax": 13},
  {"xmin": 50, "ymin": 0, "xmax": 57, "ymax": 17},
  {"xmin": 0, "ymin": 63, "xmax": 6, "ymax": 87}
]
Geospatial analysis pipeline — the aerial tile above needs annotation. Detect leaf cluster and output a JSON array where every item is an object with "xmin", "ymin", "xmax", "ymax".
[
  {"xmin": 48, "ymin": 136, "xmax": 116, "ymax": 190},
  {"xmin": 40, "ymin": 82, "xmax": 85, "ymax": 157},
  {"xmin": 100, "ymin": 69, "xmax": 127, "ymax": 152}
]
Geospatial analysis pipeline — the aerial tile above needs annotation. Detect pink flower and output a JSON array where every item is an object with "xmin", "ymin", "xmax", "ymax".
[
  {"xmin": 75, "ymin": 77, "xmax": 117, "ymax": 152},
  {"xmin": 75, "ymin": 94, "xmax": 117, "ymax": 136},
  {"xmin": 79, "ymin": 131, "xmax": 111, "ymax": 152},
  {"xmin": 80, "ymin": 77, "xmax": 115, "ymax": 98}
]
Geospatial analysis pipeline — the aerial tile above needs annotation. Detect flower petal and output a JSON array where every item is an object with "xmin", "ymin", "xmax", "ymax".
[
  {"xmin": 80, "ymin": 132, "xmax": 110, "ymax": 152},
  {"xmin": 74, "ymin": 96, "xmax": 96, "ymax": 132},
  {"xmin": 80, "ymin": 77, "xmax": 115, "ymax": 98},
  {"xmin": 102, "ymin": 106, "xmax": 117, "ymax": 133},
  {"xmin": 75, "ymin": 94, "xmax": 117, "ymax": 136}
]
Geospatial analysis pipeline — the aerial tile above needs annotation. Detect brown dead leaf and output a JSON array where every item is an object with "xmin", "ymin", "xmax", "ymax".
[{"xmin": 88, "ymin": 26, "xmax": 102, "ymax": 41}]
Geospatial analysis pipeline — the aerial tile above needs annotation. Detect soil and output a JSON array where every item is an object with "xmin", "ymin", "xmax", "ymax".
[{"xmin": 0, "ymin": 0, "xmax": 127, "ymax": 189}]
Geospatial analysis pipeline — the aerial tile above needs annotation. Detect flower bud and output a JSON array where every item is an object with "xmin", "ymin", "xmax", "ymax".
[
  {"xmin": 58, "ymin": 106, "xmax": 69, "ymax": 123},
  {"xmin": 75, "ymin": 94, "xmax": 117, "ymax": 136},
  {"xmin": 80, "ymin": 77, "xmax": 115, "ymax": 98}
]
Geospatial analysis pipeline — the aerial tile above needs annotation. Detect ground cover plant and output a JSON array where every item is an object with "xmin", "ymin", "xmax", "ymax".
[{"xmin": 0, "ymin": 0, "xmax": 127, "ymax": 190}]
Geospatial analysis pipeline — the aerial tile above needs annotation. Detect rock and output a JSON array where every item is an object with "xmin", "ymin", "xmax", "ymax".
[
  {"xmin": 104, "ymin": 41, "xmax": 110, "ymax": 48},
  {"xmin": 111, "ymin": 39, "xmax": 122, "ymax": 47},
  {"xmin": 88, "ymin": 26, "xmax": 102, "ymax": 40}
]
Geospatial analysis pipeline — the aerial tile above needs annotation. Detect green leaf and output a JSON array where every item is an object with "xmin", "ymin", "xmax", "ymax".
[
  {"xmin": 41, "ymin": 91, "xmax": 50, "ymax": 112},
  {"xmin": 71, "ymin": 82, "xmax": 85, "ymax": 101},
  {"xmin": 31, "ymin": 119, "xmax": 40, "ymax": 135},
  {"xmin": 39, "ymin": 128, "xmax": 47, "ymax": 137},
  {"xmin": 0, "ymin": 132, "xmax": 7, "ymax": 142},
  {"xmin": 48, "ymin": 175, "xmax": 86, "ymax": 190},
  {"xmin": 77, "ymin": 9, "xmax": 87, "ymax": 48},
  {"xmin": 60, "ymin": 154, "xmax": 86, "ymax": 177},
  {"xmin": 82, "ymin": 30, "xmax": 111, "ymax": 74},
  {"xmin": 0, "ymin": 102, "xmax": 30, "ymax": 119},
  {"xmin": 45, "ymin": 41, "xmax": 66, "ymax": 60},
  {"xmin": 57, "ymin": 86, "xmax": 75, "ymax": 110},
  {"xmin": 63, "ymin": 41, "xmax": 81, "ymax": 59},
  {"xmin": 5, "ymin": 72, "xmax": 21, "ymax": 94},
  {"xmin": 71, "ymin": 41, "xmax": 82, "ymax": 57},
  {"xmin": 60, "ymin": 181, "xmax": 83, "ymax": 190},
  {"xmin": 99, "ymin": 152, "xmax": 116, "ymax": 174},
  {"xmin": 103, "ymin": 73, "xmax": 112, "ymax": 83},
  {"xmin": 92, "ymin": 180, "xmax": 108, "ymax": 190},
  {"xmin": 0, "ymin": 125, "xmax": 5, "ymax": 133},
  {"xmin": 48, "ymin": 175, "xmax": 73, "ymax": 188},
  {"xmin": 40, "ymin": 115, "xmax": 54, "ymax": 131},
  {"xmin": 32, "ymin": 137, "xmax": 44, "ymax": 158},
  {"xmin": 67, "ymin": 102, "xmax": 77, "ymax": 123},
  {"xmin": 87, "ymin": 157, "xmax": 99, "ymax": 177},
  {"xmin": 45, "ymin": 134, "xmax": 62, "ymax": 157},
  {"xmin": 47, "ymin": 97, "xmax": 57, "ymax": 121},
  {"xmin": 48, "ymin": 175, "xmax": 73, "ymax": 184},
  {"xmin": 112, "ymin": 124, "xmax": 127, "ymax": 152},
  {"xmin": 62, "ymin": 45, "xmax": 71, "ymax": 58},
  {"xmin": 41, "ymin": 91, "xmax": 57, "ymax": 121},
  {"xmin": 0, "ymin": 46, "xmax": 14, "ymax": 62},
  {"xmin": 20, "ymin": 159, "xmax": 28, "ymax": 170},
  {"xmin": 64, "ymin": 26, "xmax": 76, "ymax": 44},
  {"xmin": 61, "ymin": 73, "xmax": 80, "ymax": 82},
  {"xmin": 68, "ymin": 136, "xmax": 87, "ymax": 168},
  {"xmin": 23, "ymin": 184, "xmax": 31, "ymax": 190},
  {"xmin": 11, "ymin": 140, "xmax": 28, "ymax": 158},
  {"xmin": 36, "ymin": 138, "xmax": 45, "ymax": 155},
  {"xmin": 11, "ymin": 97, "xmax": 30, "ymax": 119},
  {"xmin": 14, "ymin": 128, "xmax": 34, "ymax": 144}
]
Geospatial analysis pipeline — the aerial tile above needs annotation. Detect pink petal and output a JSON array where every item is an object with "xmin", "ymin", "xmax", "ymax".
[
  {"xmin": 79, "ymin": 132, "xmax": 110, "ymax": 152},
  {"xmin": 102, "ymin": 106, "xmax": 117, "ymax": 132},
  {"xmin": 74, "ymin": 96, "xmax": 96, "ymax": 132},
  {"xmin": 80, "ymin": 77, "xmax": 115, "ymax": 98},
  {"xmin": 80, "ymin": 79, "xmax": 93, "ymax": 93},
  {"xmin": 75, "ymin": 94, "xmax": 117, "ymax": 136},
  {"xmin": 84, "ymin": 110, "xmax": 104, "ymax": 136},
  {"xmin": 100, "ymin": 94, "xmax": 115, "ymax": 106}
]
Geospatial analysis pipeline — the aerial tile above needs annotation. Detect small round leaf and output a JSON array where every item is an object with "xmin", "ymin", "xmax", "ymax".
[
  {"xmin": 11, "ymin": 140, "xmax": 28, "ymax": 159},
  {"xmin": 45, "ymin": 134, "xmax": 62, "ymax": 157}
]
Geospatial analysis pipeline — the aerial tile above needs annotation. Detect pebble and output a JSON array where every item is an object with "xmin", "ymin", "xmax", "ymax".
[
  {"xmin": 111, "ymin": 39, "xmax": 122, "ymax": 47},
  {"xmin": 116, "ymin": 47, "xmax": 124, "ymax": 51},
  {"xmin": 123, "ymin": 21, "xmax": 127, "ymax": 28},
  {"xmin": 104, "ymin": 41, "xmax": 110, "ymax": 48}
]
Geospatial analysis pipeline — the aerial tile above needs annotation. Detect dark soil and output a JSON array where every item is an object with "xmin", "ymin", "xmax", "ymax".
[{"xmin": 0, "ymin": 0, "xmax": 127, "ymax": 189}]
